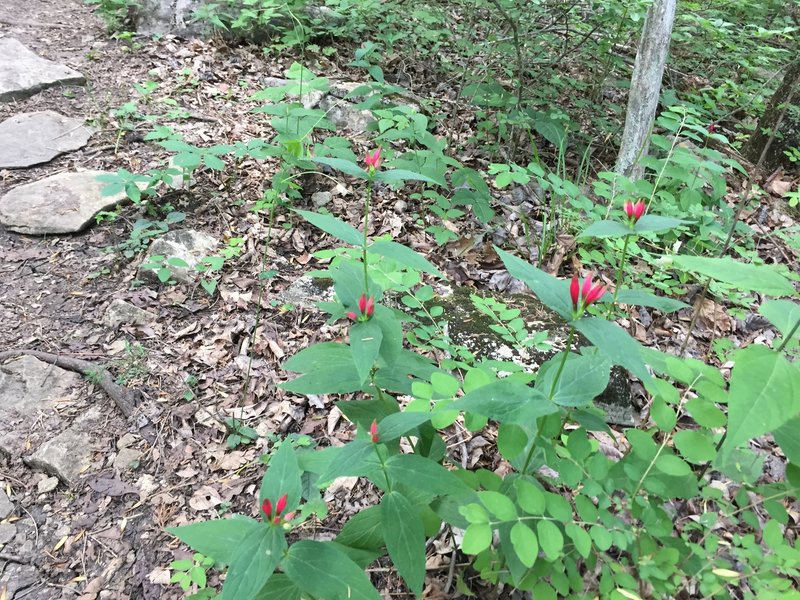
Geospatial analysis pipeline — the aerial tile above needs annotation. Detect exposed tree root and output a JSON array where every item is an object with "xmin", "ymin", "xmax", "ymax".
[{"xmin": 0, "ymin": 349, "xmax": 140, "ymax": 418}]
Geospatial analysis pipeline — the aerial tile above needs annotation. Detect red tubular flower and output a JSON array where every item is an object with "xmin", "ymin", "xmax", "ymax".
[
  {"xmin": 364, "ymin": 147, "xmax": 382, "ymax": 171},
  {"xmin": 570, "ymin": 275, "xmax": 580, "ymax": 310},
  {"xmin": 571, "ymin": 273, "xmax": 607, "ymax": 315},
  {"xmin": 347, "ymin": 294, "xmax": 375, "ymax": 322},
  {"xmin": 623, "ymin": 200, "xmax": 646, "ymax": 224},
  {"xmin": 275, "ymin": 494, "xmax": 288, "ymax": 516},
  {"xmin": 261, "ymin": 498, "xmax": 272, "ymax": 519},
  {"xmin": 369, "ymin": 419, "xmax": 379, "ymax": 443}
]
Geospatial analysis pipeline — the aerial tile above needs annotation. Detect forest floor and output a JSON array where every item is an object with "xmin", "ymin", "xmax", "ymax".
[{"xmin": 0, "ymin": 0, "xmax": 798, "ymax": 599}]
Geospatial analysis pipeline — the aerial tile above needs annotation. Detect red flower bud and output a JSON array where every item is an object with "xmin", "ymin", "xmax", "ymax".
[
  {"xmin": 571, "ymin": 274, "xmax": 607, "ymax": 315},
  {"xmin": 347, "ymin": 311, "xmax": 358, "ymax": 321},
  {"xmin": 275, "ymin": 494, "xmax": 288, "ymax": 516},
  {"xmin": 364, "ymin": 147, "xmax": 382, "ymax": 170},
  {"xmin": 261, "ymin": 498, "xmax": 272, "ymax": 519},
  {"xmin": 570, "ymin": 275, "xmax": 580, "ymax": 310},
  {"xmin": 623, "ymin": 200, "xmax": 646, "ymax": 224},
  {"xmin": 358, "ymin": 293, "xmax": 368, "ymax": 314},
  {"xmin": 369, "ymin": 419, "xmax": 379, "ymax": 443},
  {"xmin": 366, "ymin": 296, "xmax": 374, "ymax": 317},
  {"xmin": 707, "ymin": 123, "xmax": 716, "ymax": 133}
]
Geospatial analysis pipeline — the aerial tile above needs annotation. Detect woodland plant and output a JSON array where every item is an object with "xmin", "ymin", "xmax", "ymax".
[{"xmin": 168, "ymin": 141, "xmax": 800, "ymax": 599}]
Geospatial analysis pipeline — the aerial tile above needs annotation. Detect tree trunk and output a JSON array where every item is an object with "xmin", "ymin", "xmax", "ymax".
[
  {"xmin": 744, "ymin": 59, "xmax": 800, "ymax": 173},
  {"xmin": 615, "ymin": 0, "xmax": 677, "ymax": 180}
]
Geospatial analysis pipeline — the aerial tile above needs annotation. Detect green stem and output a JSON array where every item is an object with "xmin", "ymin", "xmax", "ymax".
[
  {"xmin": 363, "ymin": 179, "xmax": 372, "ymax": 296},
  {"xmin": 776, "ymin": 317, "xmax": 800, "ymax": 352},
  {"xmin": 610, "ymin": 233, "xmax": 632, "ymax": 310},
  {"xmin": 548, "ymin": 327, "xmax": 575, "ymax": 400}
]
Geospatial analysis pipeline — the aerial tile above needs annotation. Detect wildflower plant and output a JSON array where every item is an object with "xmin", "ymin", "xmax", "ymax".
[{"xmin": 167, "ymin": 137, "xmax": 800, "ymax": 600}]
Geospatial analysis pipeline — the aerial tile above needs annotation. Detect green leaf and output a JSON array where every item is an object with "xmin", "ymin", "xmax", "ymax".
[
  {"xmin": 369, "ymin": 239, "xmax": 444, "ymax": 277},
  {"xmin": 565, "ymin": 524, "xmax": 592, "ymax": 559},
  {"xmin": 259, "ymin": 441, "xmax": 303, "ymax": 517},
  {"xmin": 381, "ymin": 492, "xmax": 426, "ymax": 595},
  {"xmin": 574, "ymin": 317, "xmax": 653, "ymax": 385},
  {"xmin": 384, "ymin": 454, "xmax": 470, "ymax": 495},
  {"xmin": 350, "ymin": 320, "xmax": 383, "ymax": 385},
  {"xmin": 759, "ymin": 300, "xmax": 800, "ymax": 341},
  {"xmin": 312, "ymin": 156, "xmax": 368, "ymax": 179},
  {"xmin": 319, "ymin": 440, "xmax": 381, "ymax": 485},
  {"xmin": 494, "ymin": 247, "xmax": 573, "ymax": 319},
  {"xmin": 589, "ymin": 525, "xmax": 612, "ymax": 551},
  {"xmin": 668, "ymin": 255, "xmax": 795, "ymax": 296},
  {"xmin": 497, "ymin": 424, "xmax": 528, "ymax": 460},
  {"xmin": 378, "ymin": 411, "xmax": 433, "ymax": 441},
  {"xmin": 452, "ymin": 380, "xmax": 556, "ymax": 424},
  {"xmin": 773, "ymin": 415, "xmax": 800, "ymax": 464},
  {"xmin": 221, "ymin": 524, "xmax": 286, "ymax": 600},
  {"xmin": 654, "ymin": 454, "xmax": 692, "ymax": 477},
  {"xmin": 283, "ymin": 540, "xmax": 381, "ymax": 600},
  {"xmin": 723, "ymin": 345, "xmax": 800, "ymax": 452},
  {"xmin": 167, "ymin": 516, "xmax": 261, "ymax": 564},
  {"xmin": 673, "ymin": 429, "xmax": 717, "ymax": 464},
  {"xmin": 294, "ymin": 209, "xmax": 363, "ymax": 246},
  {"xmin": 579, "ymin": 220, "xmax": 633, "ymax": 239},
  {"xmin": 253, "ymin": 574, "xmax": 302, "ymax": 600},
  {"xmin": 510, "ymin": 522, "xmax": 539, "ymax": 568},
  {"xmin": 633, "ymin": 214, "xmax": 692, "ymax": 234},
  {"xmin": 374, "ymin": 169, "xmax": 438, "ymax": 185},
  {"xmin": 536, "ymin": 351, "xmax": 611, "ymax": 406},
  {"xmin": 478, "ymin": 491, "xmax": 517, "ymax": 521},
  {"xmin": 281, "ymin": 342, "xmax": 363, "ymax": 394},
  {"xmin": 536, "ymin": 519, "xmax": 564, "ymax": 560},
  {"xmin": 336, "ymin": 505, "xmax": 384, "ymax": 552},
  {"xmin": 615, "ymin": 289, "xmax": 688, "ymax": 312},
  {"xmin": 515, "ymin": 479, "xmax": 546, "ymax": 515},
  {"xmin": 461, "ymin": 523, "xmax": 492, "ymax": 555}
]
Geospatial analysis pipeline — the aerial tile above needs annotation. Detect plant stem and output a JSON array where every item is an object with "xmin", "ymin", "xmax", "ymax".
[
  {"xmin": 549, "ymin": 327, "xmax": 575, "ymax": 400},
  {"xmin": 776, "ymin": 317, "xmax": 800, "ymax": 352},
  {"xmin": 611, "ymin": 233, "xmax": 632, "ymax": 310},
  {"xmin": 363, "ymin": 179, "xmax": 372, "ymax": 295}
]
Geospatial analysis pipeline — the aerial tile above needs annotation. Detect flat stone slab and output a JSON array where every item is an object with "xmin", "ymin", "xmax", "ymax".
[
  {"xmin": 25, "ymin": 406, "xmax": 104, "ymax": 485},
  {"xmin": 0, "ymin": 171, "xmax": 128, "ymax": 235},
  {"xmin": 0, "ymin": 38, "xmax": 86, "ymax": 102},
  {"xmin": 0, "ymin": 111, "xmax": 94, "ymax": 168},
  {"xmin": 0, "ymin": 355, "xmax": 82, "ymax": 457}
]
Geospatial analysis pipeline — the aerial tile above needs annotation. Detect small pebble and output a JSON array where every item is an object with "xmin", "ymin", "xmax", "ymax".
[
  {"xmin": 37, "ymin": 476, "xmax": 59, "ymax": 494},
  {"xmin": 393, "ymin": 199, "xmax": 407, "ymax": 214}
]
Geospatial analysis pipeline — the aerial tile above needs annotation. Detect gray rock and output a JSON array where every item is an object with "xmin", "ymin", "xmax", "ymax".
[
  {"xmin": 435, "ymin": 287, "xmax": 636, "ymax": 426},
  {"xmin": 311, "ymin": 191, "xmax": 332, "ymax": 207},
  {"xmin": 139, "ymin": 229, "xmax": 219, "ymax": 284},
  {"xmin": 0, "ymin": 489, "xmax": 13, "ymax": 519},
  {"xmin": 37, "ymin": 476, "xmax": 59, "ymax": 494},
  {"xmin": 0, "ymin": 356, "xmax": 83, "ymax": 457},
  {"xmin": 0, "ymin": 38, "xmax": 86, "ymax": 102},
  {"xmin": 0, "ymin": 522, "xmax": 16, "ymax": 544},
  {"xmin": 134, "ymin": 0, "xmax": 204, "ymax": 35},
  {"xmin": 279, "ymin": 275, "xmax": 336, "ymax": 310},
  {"xmin": 0, "ymin": 111, "xmax": 94, "ymax": 169},
  {"xmin": 103, "ymin": 299, "xmax": 156, "ymax": 328},
  {"xmin": 113, "ymin": 447, "xmax": 142, "ymax": 471},
  {"xmin": 318, "ymin": 95, "xmax": 375, "ymax": 133},
  {"xmin": 25, "ymin": 406, "xmax": 104, "ymax": 485},
  {"xmin": 261, "ymin": 76, "xmax": 325, "ymax": 109},
  {"xmin": 0, "ymin": 563, "xmax": 39, "ymax": 599},
  {"xmin": 0, "ymin": 171, "xmax": 129, "ymax": 235}
]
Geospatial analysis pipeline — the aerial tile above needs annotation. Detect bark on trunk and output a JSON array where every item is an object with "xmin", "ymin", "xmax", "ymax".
[
  {"xmin": 744, "ymin": 59, "xmax": 800, "ymax": 173},
  {"xmin": 615, "ymin": 0, "xmax": 677, "ymax": 180}
]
